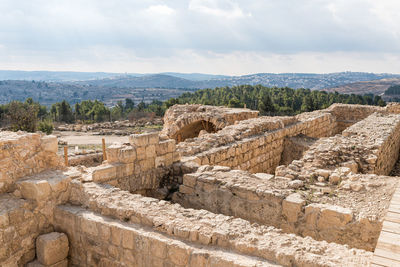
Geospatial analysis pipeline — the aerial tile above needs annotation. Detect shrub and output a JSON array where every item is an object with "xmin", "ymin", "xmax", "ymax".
[{"xmin": 37, "ymin": 120, "xmax": 54, "ymax": 135}]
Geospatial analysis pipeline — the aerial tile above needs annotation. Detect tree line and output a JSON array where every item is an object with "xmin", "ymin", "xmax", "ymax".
[
  {"xmin": 0, "ymin": 85, "xmax": 386, "ymax": 133},
  {"xmin": 165, "ymin": 85, "xmax": 385, "ymax": 115}
]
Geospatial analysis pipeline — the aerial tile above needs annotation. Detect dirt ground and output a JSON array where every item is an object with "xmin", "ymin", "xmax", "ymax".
[{"xmin": 55, "ymin": 131, "xmax": 129, "ymax": 145}]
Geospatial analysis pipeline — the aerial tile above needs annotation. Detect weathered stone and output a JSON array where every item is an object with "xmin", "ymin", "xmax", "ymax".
[
  {"xmin": 282, "ymin": 193, "xmax": 305, "ymax": 223},
  {"xmin": 36, "ymin": 232, "xmax": 69, "ymax": 265},
  {"xmin": 18, "ymin": 179, "xmax": 51, "ymax": 201}
]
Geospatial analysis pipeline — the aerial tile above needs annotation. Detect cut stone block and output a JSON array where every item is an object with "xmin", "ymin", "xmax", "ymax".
[
  {"xmin": 27, "ymin": 259, "xmax": 68, "ymax": 267},
  {"xmin": 17, "ymin": 179, "xmax": 51, "ymax": 201},
  {"xmin": 36, "ymin": 232, "xmax": 69, "ymax": 265},
  {"xmin": 282, "ymin": 193, "xmax": 306, "ymax": 223}
]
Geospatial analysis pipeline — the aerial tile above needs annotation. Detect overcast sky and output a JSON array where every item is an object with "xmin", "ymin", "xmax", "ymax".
[{"xmin": 0, "ymin": 0, "xmax": 399, "ymax": 75}]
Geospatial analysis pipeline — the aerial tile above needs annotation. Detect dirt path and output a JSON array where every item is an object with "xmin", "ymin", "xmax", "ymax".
[{"xmin": 56, "ymin": 131, "xmax": 129, "ymax": 145}]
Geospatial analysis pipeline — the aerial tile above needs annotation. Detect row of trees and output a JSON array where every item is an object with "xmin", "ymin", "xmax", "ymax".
[
  {"xmin": 168, "ymin": 85, "xmax": 386, "ymax": 115},
  {"xmin": 0, "ymin": 85, "xmax": 386, "ymax": 133},
  {"xmin": 0, "ymin": 98, "xmax": 163, "ymax": 133}
]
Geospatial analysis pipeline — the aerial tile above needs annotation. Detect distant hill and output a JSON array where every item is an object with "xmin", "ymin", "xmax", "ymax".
[
  {"xmin": 0, "ymin": 80, "xmax": 195, "ymax": 106},
  {"xmin": 1, "ymin": 71, "xmax": 400, "ymax": 106},
  {"xmin": 324, "ymin": 78, "xmax": 400, "ymax": 95},
  {"xmin": 0, "ymin": 70, "xmax": 129, "ymax": 82},
  {"xmin": 74, "ymin": 72, "xmax": 400, "ymax": 90}
]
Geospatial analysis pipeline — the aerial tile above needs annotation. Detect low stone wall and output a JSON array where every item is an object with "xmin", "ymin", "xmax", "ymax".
[
  {"xmin": 0, "ymin": 132, "xmax": 62, "ymax": 193},
  {"xmin": 279, "ymin": 135, "xmax": 317, "ymax": 165},
  {"xmin": 325, "ymin": 104, "xmax": 384, "ymax": 133},
  {"xmin": 67, "ymin": 180, "xmax": 372, "ymax": 266},
  {"xmin": 277, "ymin": 113, "xmax": 400, "ymax": 181},
  {"xmin": 185, "ymin": 112, "xmax": 335, "ymax": 173},
  {"xmin": 86, "ymin": 132, "xmax": 180, "ymax": 193},
  {"xmin": 343, "ymin": 113, "xmax": 400, "ymax": 175},
  {"xmin": 54, "ymin": 205, "xmax": 275, "ymax": 267},
  {"xmin": 174, "ymin": 166, "xmax": 391, "ymax": 251}
]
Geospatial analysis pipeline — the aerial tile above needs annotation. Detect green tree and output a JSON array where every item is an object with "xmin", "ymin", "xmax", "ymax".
[
  {"xmin": 8, "ymin": 101, "xmax": 38, "ymax": 132},
  {"xmin": 258, "ymin": 92, "xmax": 275, "ymax": 115}
]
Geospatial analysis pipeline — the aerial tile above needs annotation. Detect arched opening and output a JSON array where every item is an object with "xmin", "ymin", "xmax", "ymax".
[{"xmin": 174, "ymin": 120, "xmax": 217, "ymax": 143}]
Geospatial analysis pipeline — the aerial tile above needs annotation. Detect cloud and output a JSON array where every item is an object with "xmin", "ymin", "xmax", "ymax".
[
  {"xmin": 188, "ymin": 0, "xmax": 249, "ymax": 19},
  {"xmin": 146, "ymin": 5, "xmax": 175, "ymax": 16},
  {"xmin": 0, "ymin": 0, "xmax": 399, "ymax": 74}
]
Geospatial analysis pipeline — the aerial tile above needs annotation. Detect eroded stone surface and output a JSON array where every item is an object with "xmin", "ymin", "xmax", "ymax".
[{"xmin": 36, "ymin": 232, "xmax": 69, "ymax": 265}]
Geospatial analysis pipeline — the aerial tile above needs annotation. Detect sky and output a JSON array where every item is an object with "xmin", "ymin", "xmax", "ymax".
[{"xmin": 0, "ymin": 0, "xmax": 399, "ymax": 75}]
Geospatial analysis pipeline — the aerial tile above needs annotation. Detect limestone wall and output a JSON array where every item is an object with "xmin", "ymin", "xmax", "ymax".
[
  {"xmin": 324, "ymin": 104, "xmax": 384, "ymax": 133},
  {"xmin": 87, "ymin": 132, "xmax": 180, "ymax": 193},
  {"xmin": 186, "ymin": 112, "xmax": 335, "ymax": 173},
  {"xmin": 67, "ymin": 180, "xmax": 372, "ymax": 267},
  {"xmin": 161, "ymin": 104, "xmax": 259, "ymax": 141},
  {"xmin": 0, "ymin": 131, "xmax": 62, "ymax": 193},
  {"xmin": 54, "ymin": 205, "xmax": 273, "ymax": 267},
  {"xmin": 0, "ymin": 168, "xmax": 79, "ymax": 266},
  {"xmin": 277, "ymin": 113, "xmax": 400, "ymax": 181},
  {"xmin": 175, "ymin": 167, "xmax": 392, "ymax": 251},
  {"xmin": 342, "ymin": 113, "xmax": 400, "ymax": 175}
]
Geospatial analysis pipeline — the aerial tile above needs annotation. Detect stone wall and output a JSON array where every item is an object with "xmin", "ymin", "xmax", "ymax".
[
  {"xmin": 279, "ymin": 135, "xmax": 317, "ymax": 165},
  {"xmin": 342, "ymin": 113, "xmax": 400, "ymax": 175},
  {"xmin": 161, "ymin": 104, "xmax": 259, "ymax": 141},
  {"xmin": 54, "ymin": 205, "xmax": 274, "ymax": 267},
  {"xmin": 276, "ymin": 113, "xmax": 400, "ymax": 181},
  {"xmin": 0, "ymin": 168, "xmax": 79, "ymax": 266},
  {"xmin": 0, "ymin": 132, "xmax": 62, "ymax": 193},
  {"xmin": 324, "ymin": 104, "xmax": 384, "ymax": 133},
  {"xmin": 174, "ymin": 166, "xmax": 390, "ymax": 251},
  {"xmin": 183, "ymin": 111, "xmax": 335, "ymax": 173},
  {"xmin": 86, "ymin": 132, "xmax": 180, "ymax": 194},
  {"xmin": 66, "ymin": 180, "xmax": 372, "ymax": 267}
]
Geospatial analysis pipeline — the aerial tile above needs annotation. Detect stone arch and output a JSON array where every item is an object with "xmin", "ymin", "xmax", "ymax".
[{"xmin": 173, "ymin": 120, "xmax": 217, "ymax": 143}]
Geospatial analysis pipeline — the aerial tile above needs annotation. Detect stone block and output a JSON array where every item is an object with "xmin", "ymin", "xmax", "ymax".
[
  {"xmin": 156, "ymin": 141, "xmax": 169, "ymax": 155},
  {"xmin": 40, "ymin": 135, "xmax": 58, "ymax": 153},
  {"xmin": 182, "ymin": 173, "xmax": 198, "ymax": 188},
  {"xmin": 146, "ymin": 145, "xmax": 156, "ymax": 158},
  {"xmin": 92, "ymin": 164, "xmax": 117, "ymax": 182},
  {"xmin": 282, "ymin": 193, "xmax": 305, "ymax": 223},
  {"xmin": 147, "ymin": 132, "xmax": 160, "ymax": 145},
  {"xmin": 179, "ymin": 185, "xmax": 194, "ymax": 195},
  {"xmin": 136, "ymin": 146, "xmax": 146, "ymax": 160},
  {"xmin": 167, "ymin": 243, "xmax": 189, "ymax": 266},
  {"xmin": 129, "ymin": 134, "xmax": 148, "ymax": 147},
  {"xmin": 18, "ymin": 179, "xmax": 51, "ymax": 201},
  {"xmin": 130, "ymin": 132, "xmax": 159, "ymax": 147},
  {"xmin": 119, "ymin": 146, "xmax": 137, "ymax": 163},
  {"xmin": 36, "ymin": 232, "xmax": 69, "ymax": 265},
  {"xmin": 317, "ymin": 205, "xmax": 353, "ymax": 229},
  {"xmin": 27, "ymin": 259, "xmax": 68, "ymax": 267},
  {"xmin": 106, "ymin": 143, "xmax": 124, "ymax": 163},
  {"xmin": 155, "ymin": 155, "xmax": 166, "ymax": 168},
  {"xmin": 140, "ymin": 158, "xmax": 155, "ymax": 172}
]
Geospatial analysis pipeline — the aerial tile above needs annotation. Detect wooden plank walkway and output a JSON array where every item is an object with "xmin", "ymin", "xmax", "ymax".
[{"xmin": 371, "ymin": 184, "xmax": 400, "ymax": 266}]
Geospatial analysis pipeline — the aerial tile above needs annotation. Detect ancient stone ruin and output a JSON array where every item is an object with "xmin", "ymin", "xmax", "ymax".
[{"xmin": 1, "ymin": 103, "xmax": 400, "ymax": 266}]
